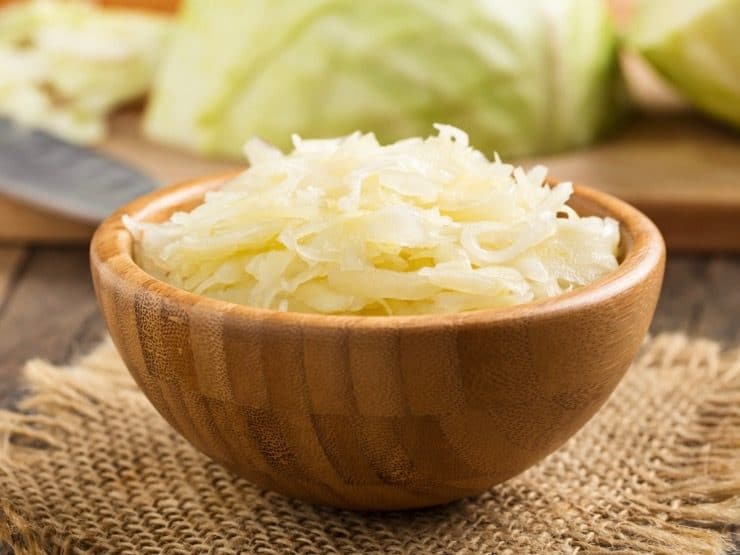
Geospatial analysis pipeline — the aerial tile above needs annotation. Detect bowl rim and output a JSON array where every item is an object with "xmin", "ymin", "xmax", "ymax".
[{"xmin": 91, "ymin": 172, "xmax": 666, "ymax": 330}]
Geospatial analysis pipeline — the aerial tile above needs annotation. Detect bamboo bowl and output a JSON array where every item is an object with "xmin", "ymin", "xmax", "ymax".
[{"xmin": 90, "ymin": 175, "xmax": 665, "ymax": 511}]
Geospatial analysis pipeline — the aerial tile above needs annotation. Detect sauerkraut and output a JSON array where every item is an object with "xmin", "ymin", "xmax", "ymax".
[
  {"xmin": 128, "ymin": 125, "xmax": 620, "ymax": 315},
  {"xmin": 0, "ymin": 0, "xmax": 171, "ymax": 143}
]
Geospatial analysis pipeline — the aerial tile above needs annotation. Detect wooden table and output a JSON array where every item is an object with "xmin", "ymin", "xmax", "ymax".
[{"xmin": 0, "ymin": 245, "xmax": 738, "ymax": 552}]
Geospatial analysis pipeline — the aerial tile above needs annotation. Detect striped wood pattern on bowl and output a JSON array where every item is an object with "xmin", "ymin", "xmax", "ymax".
[{"xmin": 90, "ymin": 176, "xmax": 665, "ymax": 510}]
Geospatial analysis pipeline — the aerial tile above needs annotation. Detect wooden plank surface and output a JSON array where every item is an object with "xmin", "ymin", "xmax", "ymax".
[
  {"xmin": 0, "ymin": 247, "xmax": 105, "ymax": 406},
  {"xmin": 539, "ymin": 115, "xmax": 740, "ymax": 206},
  {"xmin": 0, "ymin": 246, "xmax": 25, "ymax": 302},
  {"xmin": 0, "ymin": 195, "xmax": 94, "ymax": 244},
  {"xmin": 537, "ymin": 114, "xmax": 740, "ymax": 252}
]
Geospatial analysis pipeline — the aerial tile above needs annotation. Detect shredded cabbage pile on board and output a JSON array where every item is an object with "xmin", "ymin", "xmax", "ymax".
[
  {"xmin": 0, "ymin": 0, "xmax": 170, "ymax": 143},
  {"xmin": 128, "ymin": 125, "xmax": 620, "ymax": 316}
]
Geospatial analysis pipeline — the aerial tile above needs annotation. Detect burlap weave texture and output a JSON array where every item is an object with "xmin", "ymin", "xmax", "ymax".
[{"xmin": 0, "ymin": 334, "xmax": 738, "ymax": 554}]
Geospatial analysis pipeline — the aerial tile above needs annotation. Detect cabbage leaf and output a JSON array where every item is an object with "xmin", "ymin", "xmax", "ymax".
[
  {"xmin": 629, "ymin": 0, "xmax": 740, "ymax": 129},
  {"xmin": 145, "ymin": 0, "xmax": 624, "ymax": 159}
]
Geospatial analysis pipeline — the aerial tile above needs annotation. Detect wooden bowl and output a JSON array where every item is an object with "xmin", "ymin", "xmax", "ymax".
[{"xmin": 90, "ymin": 175, "xmax": 665, "ymax": 510}]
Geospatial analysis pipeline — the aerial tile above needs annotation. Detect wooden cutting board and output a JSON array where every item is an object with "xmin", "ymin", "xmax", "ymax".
[
  {"xmin": 0, "ymin": 110, "xmax": 242, "ymax": 243},
  {"xmin": 2, "ymin": 108, "xmax": 739, "ymax": 250},
  {"xmin": 537, "ymin": 113, "xmax": 740, "ymax": 252}
]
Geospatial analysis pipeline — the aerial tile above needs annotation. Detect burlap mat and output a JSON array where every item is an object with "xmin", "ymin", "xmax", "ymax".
[{"xmin": 0, "ymin": 334, "xmax": 738, "ymax": 554}]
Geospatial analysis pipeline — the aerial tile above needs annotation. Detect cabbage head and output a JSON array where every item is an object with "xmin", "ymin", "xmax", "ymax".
[
  {"xmin": 145, "ymin": 0, "xmax": 624, "ymax": 159},
  {"xmin": 629, "ymin": 0, "xmax": 740, "ymax": 129}
]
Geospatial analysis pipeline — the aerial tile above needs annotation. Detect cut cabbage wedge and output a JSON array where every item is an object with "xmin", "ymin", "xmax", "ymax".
[
  {"xmin": 630, "ymin": 0, "xmax": 740, "ymax": 129},
  {"xmin": 144, "ymin": 0, "xmax": 625, "ymax": 159}
]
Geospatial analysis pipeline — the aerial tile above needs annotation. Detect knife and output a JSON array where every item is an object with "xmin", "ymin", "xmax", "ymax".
[{"xmin": 0, "ymin": 117, "xmax": 158, "ymax": 224}]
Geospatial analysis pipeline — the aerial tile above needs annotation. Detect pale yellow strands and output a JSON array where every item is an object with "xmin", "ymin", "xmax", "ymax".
[
  {"xmin": 127, "ymin": 125, "xmax": 620, "ymax": 315},
  {"xmin": 0, "ymin": 0, "xmax": 170, "ymax": 143}
]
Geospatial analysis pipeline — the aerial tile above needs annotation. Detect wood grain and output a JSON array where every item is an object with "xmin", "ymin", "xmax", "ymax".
[
  {"xmin": 0, "ymin": 195, "xmax": 95, "ymax": 244},
  {"xmin": 533, "ymin": 114, "xmax": 740, "ymax": 251},
  {"xmin": 687, "ymin": 257, "xmax": 740, "ymax": 344},
  {"xmin": 0, "ymin": 246, "xmax": 25, "ymax": 305},
  {"xmin": 538, "ymin": 115, "xmax": 740, "ymax": 206},
  {"xmin": 89, "ymin": 176, "xmax": 665, "ymax": 510},
  {"xmin": 0, "ymin": 247, "xmax": 105, "ymax": 406}
]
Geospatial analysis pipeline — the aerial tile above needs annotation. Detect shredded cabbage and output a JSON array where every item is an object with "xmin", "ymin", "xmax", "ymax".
[
  {"xmin": 0, "ymin": 0, "xmax": 171, "ymax": 143},
  {"xmin": 128, "ymin": 125, "xmax": 620, "ymax": 315}
]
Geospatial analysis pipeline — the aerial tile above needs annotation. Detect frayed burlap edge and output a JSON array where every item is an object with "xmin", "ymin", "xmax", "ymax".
[
  {"xmin": 0, "ymin": 334, "xmax": 738, "ymax": 554},
  {"xmin": 0, "ymin": 343, "xmax": 143, "ymax": 555}
]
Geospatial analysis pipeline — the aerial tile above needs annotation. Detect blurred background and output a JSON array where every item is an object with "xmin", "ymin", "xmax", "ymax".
[
  {"xmin": 0, "ymin": 0, "xmax": 738, "ymax": 248},
  {"xmin": 0, "ymin": 0, "xmax": 738, "ymax": 401}
]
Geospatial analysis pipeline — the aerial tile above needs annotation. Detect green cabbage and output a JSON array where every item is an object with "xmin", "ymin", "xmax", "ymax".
[
  {"xmin": 629, "ymin": 0, "xmax": 740, "ymax": 129},
  {"xmin": 145, "ymin": 0, "xmax": 624, "ymax": 159},
  {"xmin": 0, "ymin": 0, "xmax": 171, "ymax": 143}
]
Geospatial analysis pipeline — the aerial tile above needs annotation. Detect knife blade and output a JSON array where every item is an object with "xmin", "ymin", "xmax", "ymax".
[{"xmin": 0, "ymin": 117, "xmax": 158, "ymax": 224}]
